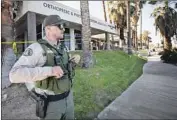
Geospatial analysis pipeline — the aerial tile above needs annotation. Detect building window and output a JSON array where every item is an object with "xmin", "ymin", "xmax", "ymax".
[
  {"xmin": 36, "ymin": 24, "xmax": 42, "ymax": 39},
  {"xmin": 75, "ymin": 30, "xmax": 82, "ymax": 50},
  {"xmin": 64, "ymin": 28, "xmax": 70, "ymax": 50}
]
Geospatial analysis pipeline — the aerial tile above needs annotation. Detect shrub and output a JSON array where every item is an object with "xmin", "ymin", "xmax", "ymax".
[
  {"xmin": 161, "ymin": 49, "xmax": 177, "ymax": 64},
  {"xmin": 158, "ymin": 51, "xmax": 164, "ymax": 55}
]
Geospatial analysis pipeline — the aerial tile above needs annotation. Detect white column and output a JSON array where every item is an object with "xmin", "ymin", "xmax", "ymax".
[
  {"xmin": 70, "ymin": 28, "xmax": 75, "ymax": 51},
  {"xmin": 27, "ymin": 12, "xmax": 36, "ymax": 41},
  {"xmin": 24, "ymin": 31, "xmax": 28, "ymax": 49},
  {"xmin": 42, "ymin": 23, "xmax": 44, "ymax": 38}
]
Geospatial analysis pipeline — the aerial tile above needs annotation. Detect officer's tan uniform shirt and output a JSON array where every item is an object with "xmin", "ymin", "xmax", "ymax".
[{"xmin": 9, "ymin": 38, "xmax": 58, "ymax": 95}]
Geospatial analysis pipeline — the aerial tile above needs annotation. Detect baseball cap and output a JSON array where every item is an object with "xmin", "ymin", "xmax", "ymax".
[{"xmin": 43, "ymin": 15, "xmax": 65, "ymax": 27}]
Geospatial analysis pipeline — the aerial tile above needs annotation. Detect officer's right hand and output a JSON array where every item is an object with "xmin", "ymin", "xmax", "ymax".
[{"xmin": 52, "ymin": 66, "xmax": 64, "ymax": 78}]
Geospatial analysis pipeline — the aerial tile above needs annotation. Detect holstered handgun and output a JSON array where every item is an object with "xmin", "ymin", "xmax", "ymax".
[{"xmin": 29, "ymin": 89, "xmax": 49, "ymax": 118}]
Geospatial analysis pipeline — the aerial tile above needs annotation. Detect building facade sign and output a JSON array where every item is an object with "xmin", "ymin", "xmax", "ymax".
[{"xmin": 20, "ymin": 1, "xmax": 117, "ymax": 34}]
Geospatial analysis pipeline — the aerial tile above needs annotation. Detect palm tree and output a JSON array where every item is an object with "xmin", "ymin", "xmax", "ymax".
[
  {"xmin": 80, "ymin": 0, "xmax": 93, "ymax": 68},
  {"xmin": 131, "ymin": 1, "xmax": 139, "ymax": 50},
  {"xmin": 102, "ymin": 1, "xmax": 110, "ymax": 50},
  {"xmin": 109, "ymin": 1, "xmax": 145, "ymax": 50},
  {"xmin": 126, "ymin": 0, "xmax": 132, "ymax": 54},
  {"xmin": 1, "ymin": 0, "xmax": 17, "ymax": 89},
  {"xmin": 137, "ymin": 1, "xmax": 146, "ymax": 50},
  {"xmin": 148, "ymin": 0, "xmax": 177, "ymax": 8},
  {"xmin": 107, "ymin": 1, "xmax": 114, "ymax": 24},
  {"xmin": 139, "ymin": 9, "xmax": 143, "ymax": 50},
  {"xmin": 108, "ymin": 1, "xmax": 126, "ymax": 48},
  {"xmin": 142, "ymin": 30, "xmax": 151, "ymax": 49},
  {"xmin": 129, "ymin": 1, "xmax": 146, "ymax": 50},
  {"xmin": 103, "ymin": 0, "xmax": 107, "ymax": 22},
  {"xmin": 130, "ymin": 1, "xmax": 152, "ymax": 50},
  {"xmin": 151, "ymin": 1, "xmax": 177, "ymax": 51}
]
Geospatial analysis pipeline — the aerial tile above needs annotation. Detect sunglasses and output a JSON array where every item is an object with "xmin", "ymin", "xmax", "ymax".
[{"xmin": 57, "ymin": 24, "xmax": 65, "ymax": 31}]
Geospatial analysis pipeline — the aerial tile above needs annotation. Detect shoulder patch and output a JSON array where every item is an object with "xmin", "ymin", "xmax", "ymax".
[{"xmin": 23, "ymin": 48, "xmax": 33, "ymax": 56}]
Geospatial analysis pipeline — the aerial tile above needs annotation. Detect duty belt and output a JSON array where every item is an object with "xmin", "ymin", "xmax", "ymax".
[
  {"xmin": 30, "ymin": 89, "xmax": 70, "ymax": 102},
  {"xmin": 29, "ymin": 89, "xmax": 70, "ymax": 118},
  {"xmin": 48, "ymin": 91, "xmax": 70, "ymax": 102}
]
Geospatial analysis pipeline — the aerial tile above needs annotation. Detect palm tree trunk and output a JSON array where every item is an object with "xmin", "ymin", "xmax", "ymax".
[
  {"xmin": 119, "ymin": 28, "xmax": 124, "ymax": 48},
  {"xmin": 164, "ymin": 36, "xmax": 172, "ymax": 51},
  {"xmin": 103, "ymin": 0, "xmax": 110, "ymax": 50},
  {"xmin": 164, "ymin": 1, "xmax": 172, "ymax": 52},
  {"xmin": 2, "ymin": 0, "xmax": 16, "ymax": 89},
  {"xmin": 102, "ymin": 0, "xmax": 107, "ymax": 22},
  {"xmin": 135, "ymin": 2, "xmax": 138, "ymax": 50},
  {"xmin": 135, "ymin": 26, "xmax": 138, "ymax": 50},
  {"xmin": 127, "ymin": 0, "xmax": 132, "ymax": 54},
  {"xmin": 140, "ymin": 9, "xmax": 143, "ymax": 49},
  {"xmin": 105, "ymin": 33, "xmax": 111, "ymax": 50},
  {"xmin": 132, "ymin": 30, "xmax": 135, "ymax": 48},
  {"xmin": 80, "ymin": 0, "xmax": 93, "ymax": 68}
]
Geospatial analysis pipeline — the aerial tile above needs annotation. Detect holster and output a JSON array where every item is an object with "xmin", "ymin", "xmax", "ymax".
[
  {"xmin": 29, "ymin": 90, "xmax": 49, "ymax": 118},
  {"xmin": 29, "ymin": 89, "xmax": 70, "ymax": 119}
]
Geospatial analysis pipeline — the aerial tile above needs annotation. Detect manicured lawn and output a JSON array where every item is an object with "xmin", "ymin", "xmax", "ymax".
[{"xmin": 71, "ymin": 50, "xmax": 147, "ymax": 119}]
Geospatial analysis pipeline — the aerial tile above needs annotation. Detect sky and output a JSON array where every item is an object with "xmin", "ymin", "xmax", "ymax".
[
  {"xmin": 138, "ymin": 3, "xmax": 161, "ymax": 44},
  {"xmin": 57, "ymin": 1, "xmax": 176, "ymax": 44}
]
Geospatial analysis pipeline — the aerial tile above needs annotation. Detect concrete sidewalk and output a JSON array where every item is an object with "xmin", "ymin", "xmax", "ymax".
[{"xmin": 97, "ymin": 55, "xmax": 177, "ymax": 119}]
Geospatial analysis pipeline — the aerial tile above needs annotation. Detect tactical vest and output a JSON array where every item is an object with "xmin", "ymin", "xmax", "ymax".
[{"xmin": 35, "ymin": 39, "xmax": 73, "ymax": 94}]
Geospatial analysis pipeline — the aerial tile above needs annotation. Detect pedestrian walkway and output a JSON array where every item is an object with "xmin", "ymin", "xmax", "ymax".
[{"xmin": 97, "ymin": 55, "xmax": 177, "ymax": 119}]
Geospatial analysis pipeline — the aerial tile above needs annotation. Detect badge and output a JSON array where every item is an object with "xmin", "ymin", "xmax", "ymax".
[{"xmin": 23, "ymin": 48, "xmax": 33, "ymax": 56}]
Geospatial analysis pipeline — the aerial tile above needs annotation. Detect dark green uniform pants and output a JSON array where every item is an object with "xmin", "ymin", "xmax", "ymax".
[{"xmin": 44, "ymin": 91, "xmax": 74, "ymax": 120}]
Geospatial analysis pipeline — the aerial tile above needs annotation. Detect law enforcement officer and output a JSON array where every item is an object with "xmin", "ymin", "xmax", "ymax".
[{"xmin": 9, "ymin": 15, "xmax": 75, "ymax": 120}]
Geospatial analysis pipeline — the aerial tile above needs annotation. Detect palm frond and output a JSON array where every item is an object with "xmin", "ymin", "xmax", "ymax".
[
  {"xmin": 148, "ymin": 0, "xmax": 158, "ymax": 5},
  {"xmin": 150, "ymin": 7, "xmax": 164, "ymax": 18},
  {"xmin": 130, "ymin": 5, "xmax": 136, "ymax": 16},
  {"xmin": 152, "ymin": 5, "xmax": 177, "ymax": 39},
  {"xmin": 139, "ymin": 1, "xmax": 146, "ymax": 9}
]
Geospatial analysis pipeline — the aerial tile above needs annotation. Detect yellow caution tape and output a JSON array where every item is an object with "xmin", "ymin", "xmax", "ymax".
[
  {"xmin": 0, "ymin": 39, "xmax": 80, "ymax": 44},
  {"xmin": 1, "ymin": 41, "xmax": 35, "ymax": 44},
  {"xmin": 1, "ymin": 39, "xmax": 79, "ymax": 55},
  {"xmin": 12, "ymin": 42, "xmax": 18, "ymax": 54}
]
